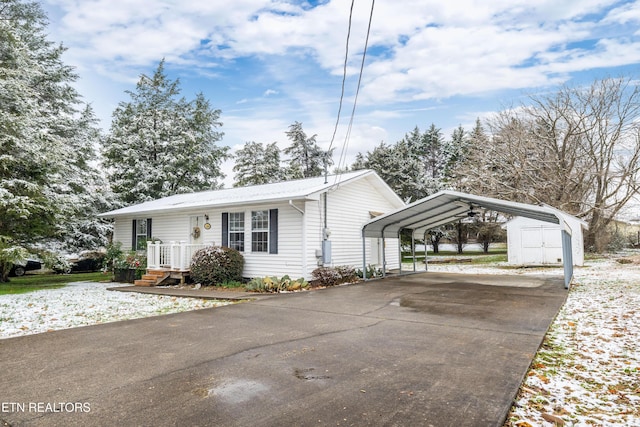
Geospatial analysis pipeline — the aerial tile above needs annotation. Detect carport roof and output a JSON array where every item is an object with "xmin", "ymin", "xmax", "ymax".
[{"xmin": 363, "ymin": 190, "xmax": 565, "ymax": 238}]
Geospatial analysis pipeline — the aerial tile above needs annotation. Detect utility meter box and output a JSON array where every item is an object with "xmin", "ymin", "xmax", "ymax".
[{"xmin": 322, "ymin": 240, "xmax": 332, "ymax": 264}]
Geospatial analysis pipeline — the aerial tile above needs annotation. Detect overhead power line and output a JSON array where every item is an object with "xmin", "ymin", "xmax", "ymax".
[{"xmin": 327, "ymin": 0, "xmax": 376, "ymax": 184}]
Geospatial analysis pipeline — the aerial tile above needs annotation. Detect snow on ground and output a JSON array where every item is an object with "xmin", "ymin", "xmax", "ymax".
[
  {"xmin": 0, "ymin": 282, "xmax": 232, "ymax": 340},
  {"xmin": 428, "ymin": 258, "xmax": 640, "ymax": 427}
]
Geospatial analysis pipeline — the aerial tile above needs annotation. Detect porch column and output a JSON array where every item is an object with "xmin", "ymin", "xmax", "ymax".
[
  {"xmin": 179, "ymin": 241, "xmax": 188, "ymax": 270},
  {"xmin": 151, "ymin": 241, "xmax": 161, "ymax": 269},
  {"xmin": 170, "ymin": 242, "xmax": 180, "ymax": 270}
]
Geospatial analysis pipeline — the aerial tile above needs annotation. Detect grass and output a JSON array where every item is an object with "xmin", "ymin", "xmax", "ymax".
[
  {"xmin": 402, "ymin": 249, "xmax": 508, "ymax": 264},
  {"xmin": 0, "ymin": 272, "xmax": 110, "ymax": 295}
]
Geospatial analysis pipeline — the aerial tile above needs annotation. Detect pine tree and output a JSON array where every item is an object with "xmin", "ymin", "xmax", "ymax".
[
  {"xmin": 283, "ymin": 121, "xmax": 333, "ymax": 178},
  {"xmin": 233, "ymin": 141, "xmax": 282, "ymax": 187},
  {"xmin": 442, "ymin": 124, "xmax": 469, "ymax": 185},
  {"xmin": 102, "ymin": 60, "xmax": 227, "ymax": 204},
  {"xmin": 0, "ymin": 0, "xmax": 110, "ymax": 279},
  {"xmin": 420, "ymin": 124, "xmax": 445, "ymax": 180},
  {"xmin": 57, "ymin": 105, "xmax": 117, "ymax": 251}
]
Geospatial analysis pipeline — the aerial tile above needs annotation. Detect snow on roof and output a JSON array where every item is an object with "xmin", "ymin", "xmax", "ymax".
[{"xmin": 99, "ymin": 170, "xmax": 386, "ymax": 218}]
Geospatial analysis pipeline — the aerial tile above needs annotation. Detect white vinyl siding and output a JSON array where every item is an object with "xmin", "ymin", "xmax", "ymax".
[
  {"xmin": 317, "ymin": 176, "xmax": 401, "ymax": 272},
  {"xmin": 108, "ymin": 172, "xmax": 404, "ymax": 280}
]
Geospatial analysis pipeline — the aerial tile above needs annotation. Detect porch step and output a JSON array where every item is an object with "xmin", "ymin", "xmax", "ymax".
[
  {"xmin": 134, "ymin": 279, "xmax": 156, "ymax": 287},
  {"xmin": 134, "ymin": 270, "xmax": 171, "ymax": 287}
]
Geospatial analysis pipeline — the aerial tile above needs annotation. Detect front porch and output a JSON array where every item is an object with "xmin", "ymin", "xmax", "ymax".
[{"xmin": 135, "ymin": 242, "xmax": 207, "ymax": 286}]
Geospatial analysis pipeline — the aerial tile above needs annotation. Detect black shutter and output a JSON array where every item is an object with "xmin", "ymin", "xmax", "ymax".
[
  {"xmin": 222, "ymin": 212, "xmax": 229, "ymax": 247},
  {"xmin": 132, "ymin": 219, "xmax": 137, "ymax": 250},
  {"xmin": 146, "ymin": 218, "xmax": 152, "ymax": 239},
  {"xmin": 269, "ymin": 209, "xmax": 278, "ymax": 254}
]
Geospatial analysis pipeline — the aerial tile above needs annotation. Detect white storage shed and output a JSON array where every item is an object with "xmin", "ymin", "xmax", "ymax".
[{"xmin": 504, "ymin": 211, "xmax": 587, "ymax": 267}]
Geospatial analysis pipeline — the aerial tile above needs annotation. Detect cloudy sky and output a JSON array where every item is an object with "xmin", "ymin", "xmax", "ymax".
[{"xmin": 42, "ymin": 0, "xmax": 640, "ymax": 183}]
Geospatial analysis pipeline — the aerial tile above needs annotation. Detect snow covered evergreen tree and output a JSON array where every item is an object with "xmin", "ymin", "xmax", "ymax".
[
  {"xmin": 102, "ymin": 60, "xmax": 227, "ymax": 205},
  {"xmin": 0, "ymin": 0, "xmax": 111, "ymax": 279},
  {"xmin": 283, "ymin": 121, "xmax": 333, "ymax": 179},
  {"xmin": 420, "ymin": 124, "xmax": 445, "ymax": 180},
  {"xmin": 442, "ymin": 124, "xmax": 471, "ymax": 186},
  {"xmin": 233, "ymin": 141, "xmax": 282, "ymax": 187},
  {"xmin": 355, "ymin": 125, "xmax": 448, "ymax": 202}
]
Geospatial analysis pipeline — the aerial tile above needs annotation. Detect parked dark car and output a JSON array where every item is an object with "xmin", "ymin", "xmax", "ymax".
[
  {"xmin": 9, "ymin": 259, "xmax": 42, "ymax": 277},
  {"xmin": 65, "ymin": 251, "xmax": 106, "ymax": 273}
]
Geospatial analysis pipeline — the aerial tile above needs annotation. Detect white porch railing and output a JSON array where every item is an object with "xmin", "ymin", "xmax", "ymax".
[{"xmin": 147, "ymin": 241, "xmax": 207, "ymax": 270}]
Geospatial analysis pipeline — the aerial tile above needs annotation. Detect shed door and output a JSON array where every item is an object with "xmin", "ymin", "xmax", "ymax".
[
  {"xmin": 521, "ymin": 227, "xmax": 544, "ymax": 265},
  {"xmin": 520, "ymin": 226, "xmax": 563, "ymax": 265},
  {"xmin": 542, "ymin": 226, "xmax": 563, "ymax": 264}
]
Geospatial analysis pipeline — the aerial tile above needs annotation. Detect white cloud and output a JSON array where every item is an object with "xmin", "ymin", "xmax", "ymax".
[
  {"xmin": 47, "ymin": 0, "xmax": 640, "ymax": 99},
  {"xmin": 42, "ymin": 0, "xmax": 640, "ymax": 170}
]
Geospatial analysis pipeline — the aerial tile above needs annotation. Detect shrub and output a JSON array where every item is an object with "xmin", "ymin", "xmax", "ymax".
[
  {"xmin": 73, "ymin": 251, "xmax": 107, "ymax": 272},
  {"xmin": 190, "ymin": 246, "xmax": 244, "ymax": 286},
  {"xmin": 312, "ymin": 265, "xmax": 359, "ymax": 287},
  {"xmin": 245, "ymin": 275, "xmax": 308, "ymax": 293},
  {"xmin": 356, "ymin": 264, "xmax": 383, "ymax": 279},
  {"xmin": 41, "ymin": 251, "xmax": 72, "ymax": 274},
  {"xmin": 104, "ymin": 242, "xmax": 124, "ymax": 272}
]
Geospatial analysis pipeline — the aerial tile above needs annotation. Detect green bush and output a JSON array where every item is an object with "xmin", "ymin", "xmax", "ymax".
[
  {"xmin": 312, "ymin": 265, "xmax": 359, "ymax": 287},
  {"xmin": 41, "ymin": 251, "xmax": 71, "ymax": 274},
  {"xmin": 104, "ymin": 242, "xmax": 124, "ymax": 272},
  {"xmin": 190, "ymin": 246, "xmax": 244, "ymax": 286},
  {"xmin": 245, "ymin": 275, "xmax": 307, "ymax": 293},
  {"xmin": 356, "ymin": 264, "xmax": 382, "ymax": 279}
]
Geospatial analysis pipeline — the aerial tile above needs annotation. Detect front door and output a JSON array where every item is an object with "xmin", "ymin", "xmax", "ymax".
[{"xmin": 190, "ymin": 216, "xmax": 204, "ymax": 245}]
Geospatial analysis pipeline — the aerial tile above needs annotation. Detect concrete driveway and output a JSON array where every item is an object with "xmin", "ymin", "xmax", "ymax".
[{"xmin": 0, "ymin": 271, "xmax": 567, "ymax": 427}]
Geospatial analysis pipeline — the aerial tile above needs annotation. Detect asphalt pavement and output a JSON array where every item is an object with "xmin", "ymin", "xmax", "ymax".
[{"xmin": 0, "ymin": 271, "xmax": 567, "ymax": 427}]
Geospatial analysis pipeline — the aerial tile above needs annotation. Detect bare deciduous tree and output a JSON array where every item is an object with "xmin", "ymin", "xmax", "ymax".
[{"xmin": 460, "ymin": 77, "xmax": 640, "ymax": 252}]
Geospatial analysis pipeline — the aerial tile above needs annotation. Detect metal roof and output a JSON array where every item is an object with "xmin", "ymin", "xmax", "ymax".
[
  {"xmin": 363, "ymin": 190, "xmax": 567, "ymax": 238},
  {"xmin": 99, "ymin": 169, "xmax": 403, "ymax": 218}
]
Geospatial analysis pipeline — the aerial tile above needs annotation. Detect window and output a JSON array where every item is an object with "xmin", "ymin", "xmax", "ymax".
[
  {"xmin": 228, "ymin": 212, "xmax": 245, "ymax": 252},
  {"xmin": 251, "ymin": 210, "xmax": 269, "ymax": 252},
  {"xmin": 133, "ymin": 218, "xmax": 150, "ymax": 251},
  {"xmin": 222, "ymin": 209, "xmax": 277, "ymax": 254}
]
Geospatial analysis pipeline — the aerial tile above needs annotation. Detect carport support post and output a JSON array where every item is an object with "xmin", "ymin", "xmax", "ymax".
[
  {"xmin": 424, "ymin": 231, "xmax": 428, "ymax": 271},
  {"xmin": 562, "ymin": 229, "xmax": 573, "ymax": 289},
  {"xmin": 398, "ymin": 230, "xmax": 402, "ymax": 275},
  {"xmin": 361, "ymin": 229, "xmax": 368, "ymax": 280},
  {"xmin": 382, "ymin": 235, "xmax": 386, "ymax": 277},
  {"xmin": 411, "ymin": 231, "xmax": 416, "ymax": 272}
]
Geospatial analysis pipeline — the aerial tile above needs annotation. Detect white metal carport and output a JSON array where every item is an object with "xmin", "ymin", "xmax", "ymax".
[{"xmin": 362, "ymin": 190, "xmax": 576, "ymax": 289}]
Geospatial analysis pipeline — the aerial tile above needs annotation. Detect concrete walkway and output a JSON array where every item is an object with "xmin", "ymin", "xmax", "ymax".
[
  {"xmin": 109, "ymin": 284, "xmax": 262, "ymax": 301},
  {"xmin": 0, "ymin": 271, "xmax": 567, "ymax": 427}
]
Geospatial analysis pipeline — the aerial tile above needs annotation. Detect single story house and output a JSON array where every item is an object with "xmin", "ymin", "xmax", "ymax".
[
  {"xmin": 503, "ymin": 211, "xmax": 587, "ymax": 267},
  {"xmin": 99, "ymin": 170, "xmax": 405, "ymax": 282}
]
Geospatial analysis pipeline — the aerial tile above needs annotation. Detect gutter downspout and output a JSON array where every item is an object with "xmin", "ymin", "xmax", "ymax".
[
  {"xmin": 289, "ymin": 200, "xmax": 304, "ymax": 215},
  {"xmin": 289, "ymin": 200, "xmax": 306, "ymax": 278}
]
